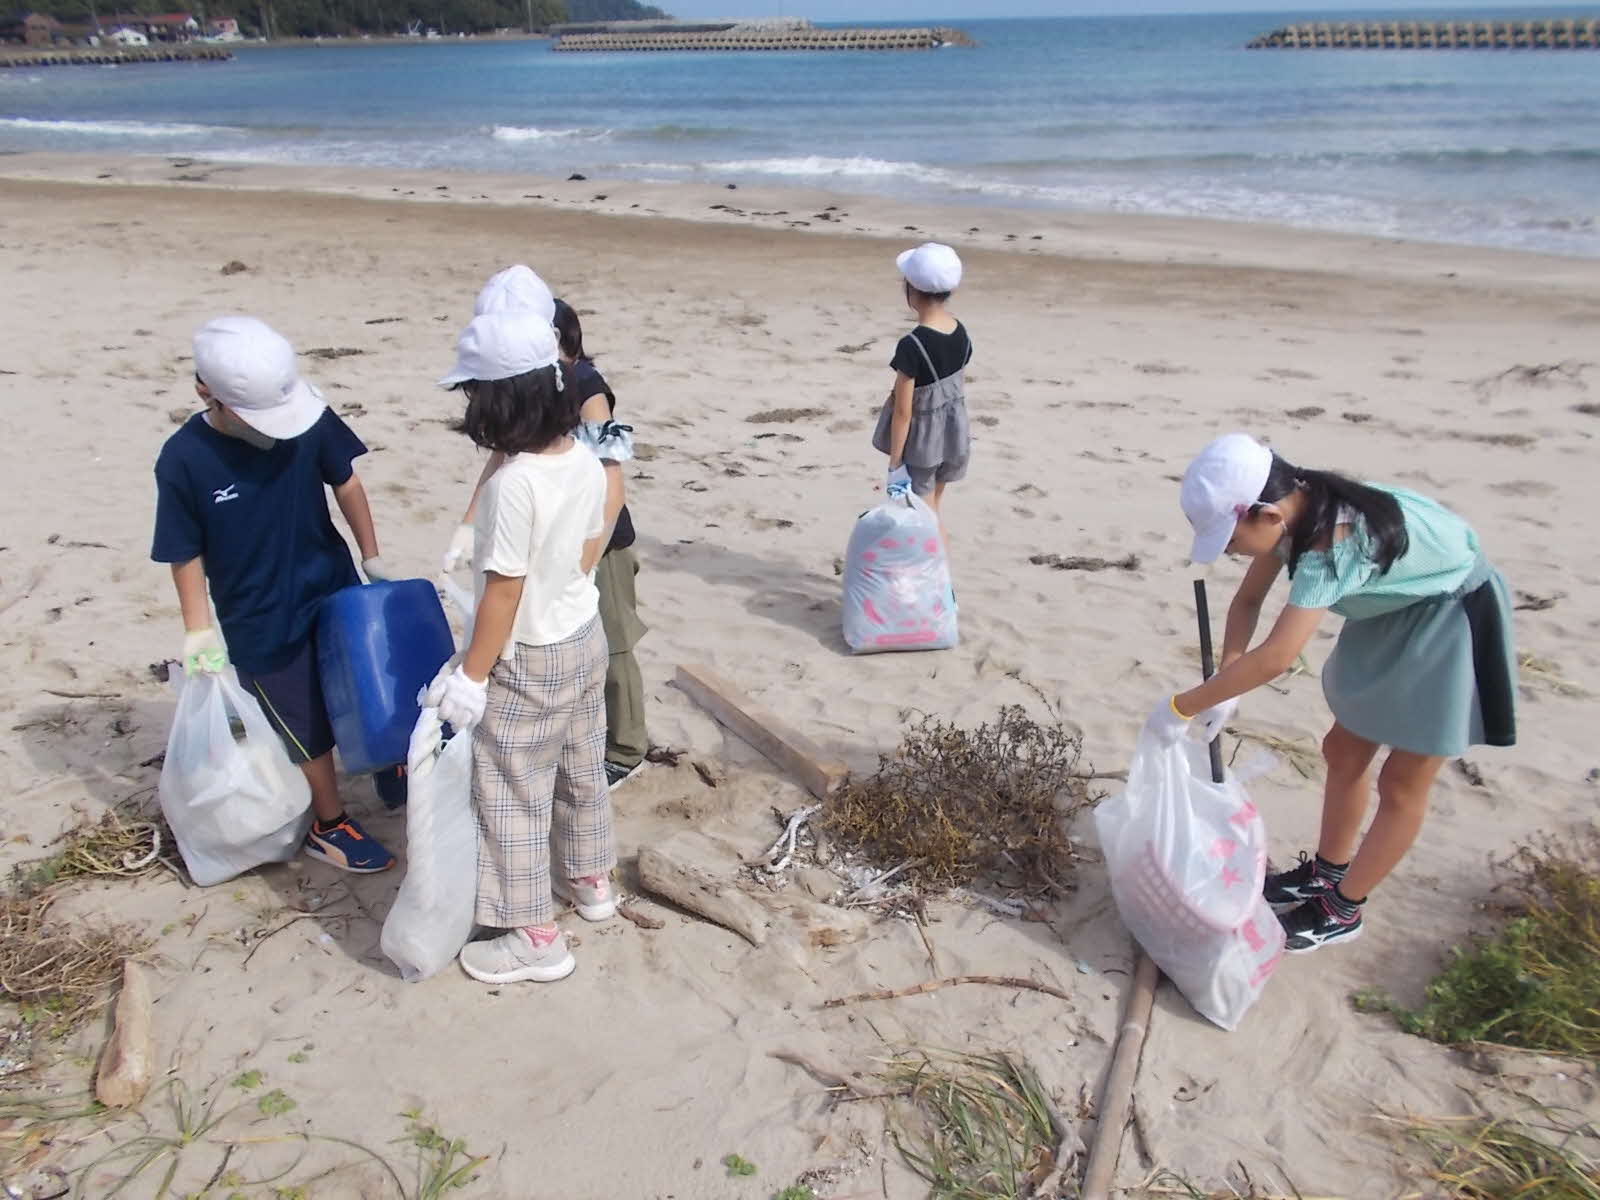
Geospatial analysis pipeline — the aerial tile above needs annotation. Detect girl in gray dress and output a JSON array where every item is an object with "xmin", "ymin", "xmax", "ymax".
[
  {"xmin": 873, "ymin": 243, "xmax": 973, "ymax": 536},
  {"xmin": 1143, "ymin": 433, "xmax": 1516, "ymax": 953}
]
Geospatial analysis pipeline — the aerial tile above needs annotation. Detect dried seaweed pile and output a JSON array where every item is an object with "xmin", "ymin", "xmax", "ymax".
[
  {"xmin": 0, "ymin": 893, "xmax": 148, "ymax": 1035},
  {"xmin": 822, "ymin": 706, "xmax": 1097, "ymax": 898},
  {"xmin": 1, "ymin": 799, "xmax": 164, "ymax": 1036}
]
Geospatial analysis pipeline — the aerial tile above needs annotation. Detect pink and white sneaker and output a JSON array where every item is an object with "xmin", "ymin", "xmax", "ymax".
[
  {"xmin": 458, "ymin": 926, "xmax": 575, "ymax": 984},
  {"xmin": 553, "ymin": 873, "xmax": 617, "ymax": 922}
]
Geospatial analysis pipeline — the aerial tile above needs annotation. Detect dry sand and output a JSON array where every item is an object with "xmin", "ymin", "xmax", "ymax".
[{"xmin": 1, "ymin": 151, "xmax": 1598, "ymax": 1197}]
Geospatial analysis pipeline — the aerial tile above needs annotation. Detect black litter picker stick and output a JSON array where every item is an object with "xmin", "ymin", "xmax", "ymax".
[
  {"xmin": 1082, "ymin": 577, "xmax": 1225, "ymax": 1199},
  {"xmin": 1194, "ymin": 577, "xmax": 1227, "ymax": 786}
]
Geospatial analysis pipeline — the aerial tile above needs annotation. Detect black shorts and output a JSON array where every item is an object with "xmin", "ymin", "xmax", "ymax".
[{"xmin": 235, "ymin": 637, "xmax": 334, "ymax": 764}]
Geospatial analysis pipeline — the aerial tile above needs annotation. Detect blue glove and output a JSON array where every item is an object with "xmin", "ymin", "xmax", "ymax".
[{"xmin": 886, "ymin": 464, "xmax": 912, "ymax": 498}]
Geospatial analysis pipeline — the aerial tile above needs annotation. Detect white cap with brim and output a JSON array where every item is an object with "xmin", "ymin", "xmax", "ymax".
[
  {"xmin": 192, "ymin": 315, "xmax": 326, "ymax": 441},
  {"xmin": 897, "ymin": 242, "xmax": 963, "ymax": 294},
  {"xmin": 1180, "ymin": 432, "xmax": 1275, "ymax": 564},
  {"xmin": 474, "ymin": 264, "xmax": 557, "ymax": 324},
  {"xmin": 439, "ymin": 310, "xmax": 561, "ymax": 387}
]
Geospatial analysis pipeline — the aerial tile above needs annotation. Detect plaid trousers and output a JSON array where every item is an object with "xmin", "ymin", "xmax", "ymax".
[{"xmin": 471, "ymin": 616, "xmax": 614, "ymax": 928}]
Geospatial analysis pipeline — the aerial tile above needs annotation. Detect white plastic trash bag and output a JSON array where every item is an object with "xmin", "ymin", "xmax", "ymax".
[
  {"xmin": 158, "ymin": 669, "xmax": 312, "ymax": 887},
  {"xmin": 842, "ymin": 491, "xmax": 957, "ymax": 654},
  {"xmin": 1094, "ymin": 732, "xmax": 1286, "ymax": 1031},
  {"xmin": 380, "ymin": 708, "xmax": 477, "ymax": 982}
]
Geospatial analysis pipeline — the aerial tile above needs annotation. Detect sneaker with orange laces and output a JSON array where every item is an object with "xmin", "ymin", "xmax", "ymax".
[
  {"xmin": 303, "ymin": 815, "xmax": 395, "ymax": 873},
  {"xmin": 552, "ymin": 873, "xmax": 617, "ymax": 922}
]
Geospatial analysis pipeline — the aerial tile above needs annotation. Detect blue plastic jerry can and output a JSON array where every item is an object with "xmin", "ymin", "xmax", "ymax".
[{"xmin": 317, "ymin": 579, "xmax": 455, "ymax": 776}]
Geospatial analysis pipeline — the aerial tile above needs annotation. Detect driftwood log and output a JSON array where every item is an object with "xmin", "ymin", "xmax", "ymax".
[
  {"xmin": 95, "ymin": 960, "xmax": 154, "ymax": 1108},
  {"xmin": 674, "ymin": 663, "xmax": 848, "ymax": 800},
  {"xmin": 637, "ymin": 833, "xmax": 771, "ymax": 946}
]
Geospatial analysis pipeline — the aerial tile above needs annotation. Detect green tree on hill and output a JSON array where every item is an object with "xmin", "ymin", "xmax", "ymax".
[
  {"xmin": 565, "ymin": 0, "xmax": 668, "ymax": 19},
  {"xmin": 6, "ymin": 0, "xmax": 670, "ymax": 35}
]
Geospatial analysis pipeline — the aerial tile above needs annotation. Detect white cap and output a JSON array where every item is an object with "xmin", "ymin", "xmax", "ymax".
[
  {"xmin": 896, "ymin": 242, "xmax": 962, "ymax": 294},
  {"xmin": 474, "ymin": 264, "xmax": 556, "ymax": 323},
  {"xmin": 1180, "ymin": 433, "xmax": 1275, "ymax": 564},
  {"xmin": 192, "ymin": 315, "xmax": 325, "ymax": 440},
  {"xmin": 439, "ymin": 310, "xmax": 560, "ymax": 387}
]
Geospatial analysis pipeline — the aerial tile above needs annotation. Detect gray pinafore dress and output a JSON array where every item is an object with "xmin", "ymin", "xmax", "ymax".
[
  {"xmin": 871, "ymin": 333, "xmax": 972, "ymax": 480},
  {"xmin": 1323, "ymin": 556, "xmax": 1516, "ymax": 757},
  {"xmin": 1289, "ymin": 489, "xmax": 1517, "ymax": 757}
]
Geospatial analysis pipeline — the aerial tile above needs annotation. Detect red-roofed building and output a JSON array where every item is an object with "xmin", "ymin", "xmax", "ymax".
[{"xmin": 100, "ymin": 12, "xmax": 201, "ymax": 41}]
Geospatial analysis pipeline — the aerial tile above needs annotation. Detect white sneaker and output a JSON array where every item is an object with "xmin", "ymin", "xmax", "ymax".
[
  {"xmin": 458, "ymin": 928, "xmax": 575, "ymax": 984},
  {"xmin": 552, "ymin": 873, "xmax": 617, "ymax": 922}
]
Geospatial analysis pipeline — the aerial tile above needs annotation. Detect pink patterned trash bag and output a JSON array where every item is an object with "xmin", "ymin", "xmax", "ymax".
[
  {"xmin": 1094, "ymin": 736, "xmax": 1286, "ymax": 1031},
  {"xmin": 841, "ymin": 492, "xmax": 958, "ymax": 654}
]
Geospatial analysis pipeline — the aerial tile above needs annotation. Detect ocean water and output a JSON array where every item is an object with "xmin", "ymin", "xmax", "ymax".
[{"xmin": 3, "ymin": 8, "xmax": 1599, "ymax": 256}]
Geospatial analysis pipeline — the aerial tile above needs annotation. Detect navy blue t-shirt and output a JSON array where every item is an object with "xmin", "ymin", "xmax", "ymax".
[{"xmin": 151, "ymin": 409, "xmax": 365, "ymax": 673}]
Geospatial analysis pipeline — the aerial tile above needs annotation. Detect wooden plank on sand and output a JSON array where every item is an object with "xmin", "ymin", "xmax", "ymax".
[{"xmin": 673, "ymin": 663, "xmax": 848, "ymax": 800}]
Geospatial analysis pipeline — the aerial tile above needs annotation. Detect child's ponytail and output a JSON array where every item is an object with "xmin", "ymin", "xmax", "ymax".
[{"xmin": 1259, "ymin": 455, "xmax": 1409, "ymax": 578}]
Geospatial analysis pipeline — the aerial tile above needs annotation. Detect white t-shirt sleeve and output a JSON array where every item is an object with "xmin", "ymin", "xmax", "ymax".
[{"xmin": 479, "ymin": 470, "xmax": 536, "ymax": 578}]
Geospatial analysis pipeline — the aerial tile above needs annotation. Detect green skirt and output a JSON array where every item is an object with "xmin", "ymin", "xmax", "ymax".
[{"xmin": 1322, "ymin": 558, "xmax": 1517, "ymax": 757}]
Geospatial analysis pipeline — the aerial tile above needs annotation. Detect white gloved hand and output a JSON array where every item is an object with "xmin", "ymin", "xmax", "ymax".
[
  {"xmin": 886, "ymin": 464, "xmax": 912, "ymax": 498},
  {"xmin": 1141, "ymin": 695, "xmax": 1193, "ymax": 748},
  {"xmin": 441, "ymin": 523, "xmax": 475, "ymax": 574},
  {"xmin": 426, "ymin": 665, "xmax": 488, "ymax": 731},
  {"xmin": 362, "ymin": 556, "xmax": 396, "ymax": 583},
  {"xmin": 1195, "ymin": 697, "xmax": 1239, "ymax": 742},
  {"xmin": 181, "ymin": 628, "xmax": 227, "ymax": 677},
  {"xmin": 410, "ymin": 712, "xmax": 444, "ymax": 780}
]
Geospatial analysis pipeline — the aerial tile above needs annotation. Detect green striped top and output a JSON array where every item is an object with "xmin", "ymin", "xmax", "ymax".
[{"xmin": 1284, "ymin": 486, "xmax": 1480, "ymax": 620}]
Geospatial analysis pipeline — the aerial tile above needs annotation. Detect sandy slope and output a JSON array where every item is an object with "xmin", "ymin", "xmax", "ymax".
[{"xmin": 1, "ymin": 155, "xmax": 1597, "ymax": 1197}]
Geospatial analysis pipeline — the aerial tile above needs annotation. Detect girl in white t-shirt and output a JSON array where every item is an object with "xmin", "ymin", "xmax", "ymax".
[{"xmin": 427, "ymin": 309, "xmax": 614, "ymax": 986}]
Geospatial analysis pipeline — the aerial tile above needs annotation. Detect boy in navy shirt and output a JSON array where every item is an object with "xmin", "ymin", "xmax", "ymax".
[{"xmin": 152, "ymin": 316, "xmax": 396, "ymax": 873}]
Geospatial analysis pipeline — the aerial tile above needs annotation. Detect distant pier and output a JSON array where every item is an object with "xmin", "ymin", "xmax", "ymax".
[
  {"xmin": 553, "ymin": 26, "xmax": 975, "ymax": 52},
  {"xmin": 1247, "ymin": 17, "xmax": 1599, "ymax": 49},
  {"xmin": 0, "ymin": 45, "xmax": 234, "ymax": 68}
]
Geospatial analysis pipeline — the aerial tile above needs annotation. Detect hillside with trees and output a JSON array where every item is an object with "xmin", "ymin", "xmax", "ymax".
[
  {"xmin": 8, "ymin": 0, "xmax": 668, "ymax": 37},
  {"xmin": 566, "ymin": 0, "xmax": 667, "ymax": 18}
]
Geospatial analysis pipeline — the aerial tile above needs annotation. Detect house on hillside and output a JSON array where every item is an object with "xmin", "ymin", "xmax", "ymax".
[{"xmin": 100, "ymin": 12, "xmax": 201, "ymax": 41}]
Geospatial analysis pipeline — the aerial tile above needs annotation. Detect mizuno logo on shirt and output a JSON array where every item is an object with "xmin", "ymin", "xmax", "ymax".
[{"xmin": 213, "ymin": 484, "xmax": 239, "ymax": 504}]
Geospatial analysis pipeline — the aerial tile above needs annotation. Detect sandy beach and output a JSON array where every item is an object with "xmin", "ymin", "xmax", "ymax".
[{"xmin": 1, "ymin": 151, "xmax": 1597, "ymax": 1197}]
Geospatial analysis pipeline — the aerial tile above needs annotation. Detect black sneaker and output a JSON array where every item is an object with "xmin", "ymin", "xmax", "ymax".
[
  {"xmin": 604, "ymin": 760, "xmax": 644, "ymax": 790},
  {"xmin": 1280, "ymin": 895, "xmax": 1363, "ymax": 953},
  {"xmin": 1263, "ymin": 852, "xmax": 1334, "ymax": 908},
  {"xmin": 372, "ymin": 765, "xmax": 408, "ymax": 811}
]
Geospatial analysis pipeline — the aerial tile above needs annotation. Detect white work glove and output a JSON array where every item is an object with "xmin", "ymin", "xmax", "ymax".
[
  {"xmin": 886, "ymin": 464, "xmax": 912, "ymax": 498},
  {"xmin": 181, "ymin": 628, "xmax": 227, "ymax": 677},
  {"xmin": 362, "ymin": 556, "xmax": 396, "ymax": 583},
  {"xmin": 424, "ymin": 665, "xmax": 488, "ymax": 731},
  {"xmin": 441, "ymin": 523, "xmax": 475, "ymax": 574},
  {"xmin": 1195, "ymin": 697, "xmax": 1239, "ymax": 742},
  {"xmin": 1141, "ymin": 695, "xmax": 1193, "ymax": 749}
]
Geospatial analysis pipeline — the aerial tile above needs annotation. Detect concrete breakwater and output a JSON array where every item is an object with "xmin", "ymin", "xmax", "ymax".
[
  {"xmin": 553, "ymin": 26, "xmax": 975, "ymax": 52},
  {"xmin": 0, "ymin": 45, "xmax": 234, "ymax": 67},
  {"xmin": 1247, "ymin": 17, "xmax": 1599, "ymax": 49}
]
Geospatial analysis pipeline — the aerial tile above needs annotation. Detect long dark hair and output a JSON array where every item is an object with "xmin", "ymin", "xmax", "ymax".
[
  {"xmin": 453, "ymin": 365, "xmax": 580, "ymax": 455},
  {"xmin": 552, "ymin": 298, "xmax": 586, "ymax": 363},
  {"xmin": 1259, "ymin": 454, "xmax": 1409, "ymax": 578}
]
